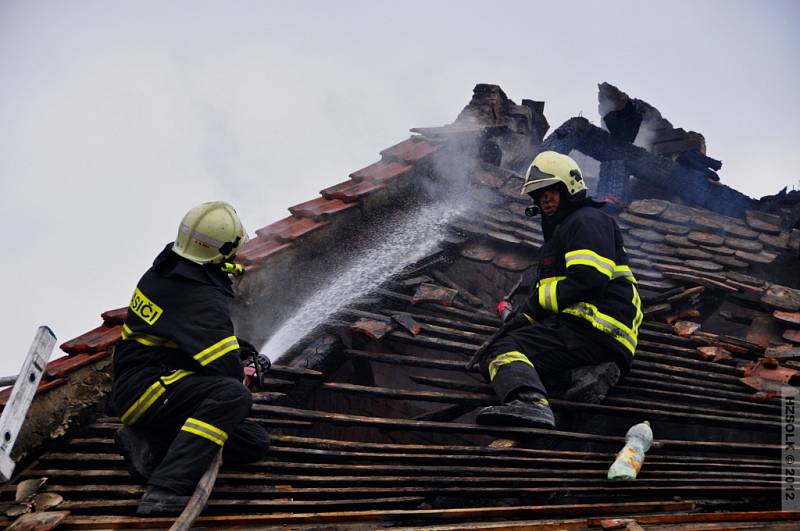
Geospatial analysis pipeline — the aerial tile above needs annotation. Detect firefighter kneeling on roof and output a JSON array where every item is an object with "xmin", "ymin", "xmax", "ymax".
[
  {"xmin": 476, "ymin": 152, "xmax": 643, "ymax": 428},
  {"xmin": 109, "ymin": 201, "xmax": 270, "ymax": 515}
]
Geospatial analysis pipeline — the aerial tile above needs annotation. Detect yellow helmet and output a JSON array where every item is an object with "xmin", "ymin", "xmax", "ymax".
[
  {"xmin": 521, "ymin": 151, "xmax": 586, "ymax": 198},
  {"xmin": 172, "ymin": 201, "xmax": 249, "ymax": 264}
]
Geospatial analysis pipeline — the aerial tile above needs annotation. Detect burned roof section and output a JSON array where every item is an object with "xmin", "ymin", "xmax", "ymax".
[{"xmin": 1, "ymin": 82, "xmax": 799, "ymax": 529}]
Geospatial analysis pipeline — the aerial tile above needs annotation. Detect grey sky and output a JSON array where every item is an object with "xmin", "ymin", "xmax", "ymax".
[{"xmin": 1, "ymin": 0, "xmax": 798, "ymax": 376}]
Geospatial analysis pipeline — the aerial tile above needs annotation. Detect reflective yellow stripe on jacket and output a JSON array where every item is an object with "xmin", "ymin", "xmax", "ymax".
[
  {"xmin": 120, "ymin": 324, "xmax": 178, "ymax": 348},
  {"xmin": 562, "ymin": 302, "xmax": 639, "ymax": 355},
  {"xmin": 565, "ymin": 249, "xmax": 615, "ymax": 278},
  {"xmin": 193, "ymin": 336, "xmax": 239, "ymax": 366},
  {"xmin": 565, "ymin": 249, "xmax": 637, "ymax": 284},
  {"xmin": 612, "ymin": 264, "xmax": 637, "ymax": 284},
  {"xmin": 120, "ymin": 370, "xmax": 193, "ymax": 426},
  {"xmin": 631, "ymin": 281, "xmax": 644, "ymax": 334},
  {"xmin": 536, "ymin": 276, "xmax": 566, "ymax": 313}
]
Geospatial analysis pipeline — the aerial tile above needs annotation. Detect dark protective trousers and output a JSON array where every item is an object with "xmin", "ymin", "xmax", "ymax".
[
  {"xmin": 484, "ymin": 317, "xmax": 625, "ymax": 403},
  {"xmin": 134, "ymin": 374, "xmax": 269, "ymax": 494}
]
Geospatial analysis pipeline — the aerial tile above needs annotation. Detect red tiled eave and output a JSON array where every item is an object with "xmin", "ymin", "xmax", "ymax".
[
  {"xmin": 60, "ymin": 324, "xmax": 122, "ymax": 355},
  {"xmin": 289, "ymin": 197, "xmax": 358, "ymax": 221},
  {"xmin": 237, "ymin": 237, "xmax": 295, "ymax": 267},
  {"xmin": 45, "ymin": 351, "xmax": 112, "ymax": 381},
  {"xmin": 379, "ymin": 137, "xmax": 441, "ymax": 163},
  {"xmin": 321, "ymin": 179, "xmax": 387, "ymax": 203},
  {"xmin": 255, "ymin": 216, "xmax": 331, "ymax": 242},
  {"xmin": 350, "ymin": 160, "xmax": 413, "ymax": 183},
  {"xmin": 101, "ymin": 307, "xmax": 128, "ymax": 325}
]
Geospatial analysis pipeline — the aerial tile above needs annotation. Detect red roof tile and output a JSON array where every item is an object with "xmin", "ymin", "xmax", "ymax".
[
  {"xmin": 239, "ymin": 235, "xmax": 276, "ymax": 251},
  {"xmin": 320, "ymin": 179, "xmax": 387, "ymax": 203},
  {"xmin": 350, "ymin": 160, "xmax": 413, "ymax": 183},
  {"xmin": 101, "ymin": 307, "xmax": 128, "ymax": 325},
  {"xmin": 45, "ymin": 351, "xmax": 112, "ymax": 381},
  {"xmin": 237, "ymin": 238, "xmax": 295, "ymax": 267},
  {"xmin": 289, "ymin": 197, "xmax": 358, "ymax": 221},
  {"xmin": 255, "ymin": 216, "xmax": 331, "ymax": 242},
  {"xmin": 60, "ymin": 324, "xmax": 122, "ymax": 355},
  {"xmin": 350, "ymin": 319, "xmax": 395, "ymax": 341},
  {"xmin": 379, "ymin": 137, "xmax": 441, "ymax": 163}
]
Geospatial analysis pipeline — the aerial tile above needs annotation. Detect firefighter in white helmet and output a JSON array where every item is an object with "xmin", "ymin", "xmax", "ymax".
[
  {"xmin": 110, "ymin": 201, "xmax": 270, "ymax": 514},
  {"xmin": 476, "ymin": 152, "xmax": 643, "ymax": 428}
]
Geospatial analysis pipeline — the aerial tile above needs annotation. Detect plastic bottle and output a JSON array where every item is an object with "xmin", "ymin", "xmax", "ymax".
[{"xmin": 607, "ymin": 421, "xmax": 653, "ymax": 480}]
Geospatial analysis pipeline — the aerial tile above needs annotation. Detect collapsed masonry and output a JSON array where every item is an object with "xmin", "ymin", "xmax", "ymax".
[{"xmin": 1, "ymin": 82, "xmax": 799, "ymax": 528}]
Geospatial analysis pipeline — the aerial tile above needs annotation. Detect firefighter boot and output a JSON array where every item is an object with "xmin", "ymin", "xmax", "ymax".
[
  {"xmin": 114, "ymin": 427, "xmax": 159, "ymax": 483},
  {"xmin": 563, "ymin": 362, "xmax": 620, "ymax": 403},
  {"xmin": 137, "ymin": 486, "xmax": 191, "ymax": 515},
  {"xmin": 476, "ymin": 390, "xmax": 556, "ymax": 428}
]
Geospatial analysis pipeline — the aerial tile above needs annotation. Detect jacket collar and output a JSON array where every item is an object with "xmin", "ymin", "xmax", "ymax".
[{"xmin": 152, "ymin": 243, "xmax": 233, "ymax": 296}]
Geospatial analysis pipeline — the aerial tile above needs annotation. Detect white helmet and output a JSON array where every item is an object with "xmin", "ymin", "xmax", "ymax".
[
  {"xmin": 521, "ymin": 151, "xmax": 586, "ymax": 198},
  {"xmin": 172, "ymin": 201, "xmax": 248, "ymax": 264}
]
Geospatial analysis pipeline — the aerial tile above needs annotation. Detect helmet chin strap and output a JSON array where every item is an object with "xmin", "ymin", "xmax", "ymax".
[{"xmin": 220, "ymin": 262, "xmax": 244, "ymax": 277}]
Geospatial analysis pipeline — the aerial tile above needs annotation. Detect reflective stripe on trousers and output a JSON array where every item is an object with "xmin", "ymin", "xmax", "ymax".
[
  {"xmin": 488, "ymin": 351, "xmax": 533, "ymax": 381},
  {"xmin": 181, "ymin": 417, "xmax": 228, "ymax": 446},
  {"xmin": 120, "ymin": 370, "xmax": 193, "ymax": 426}
]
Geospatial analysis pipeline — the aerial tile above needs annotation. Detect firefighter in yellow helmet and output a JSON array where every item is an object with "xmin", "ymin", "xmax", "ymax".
[
  {"xmin": 476, "ymin": 152, "xmax": 642, "ymax": 427},
  {"xmin": 110, "ymin": 201, "xmax": 270, "ymax": 514}
]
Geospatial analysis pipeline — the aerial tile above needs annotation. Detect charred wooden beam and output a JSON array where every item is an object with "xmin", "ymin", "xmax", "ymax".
[
  {"xmin": 20, "ymin": 467, "xmax": 780, "ymax": 489},
  {"xmin": 251, "ymin": 405, "xmax": 781, "ymax": 455},
  {"xmin": 56, "ymin": 495, "xmax": 427, "ymax": 515},
  {"xmin": 374, "ymin": 289, "xmax": 501, "ymax": 326},
  {"xmin": 345, "ymin": 349, "xmax": 469, "ymax": 372},
  {"xmin": 55, "ymin": 433, "xmax": 777, "ymax": 469},
  {"xmin": 610, "ymin": 384, "xmax": 778, "ymax": 416},
  {"xmin": 381, "ymin": 310, "xmax": 496, "ymax": 335},
  {"xmin": 538, "ymin": 117, "xmax": 752, "ymax": 217},
  {"xmin": 59, "ymin": 500, "xmax": 698, "ymax": 529},
  {"xmin": 631, "ymin": 359, "xmax": 746, "ymax": 388},
  {"xmin": 266, "ymin": 364, "xmax": 324, "ymax": 380},
  {"xmin": 320, "ymin": 381, "xmax": 779, "ymax": 431},
  {"xmin": 35, "ymin": 483, "xmax": 780, "ymax": 502},
  {"xmin": 265, "ymin": 434, "xmax": 778, "ymax": 467},
  {"xmin": 411, "ymin": 404, "xmax": 473, "ymax": 422},
  {"xmin": 322, "ymin": 381, "xmax": 494, "ymax": 405},
  {"xmin": 628, "ymin": 367, "xmax": 752, "ymax": 394},
  {"xmin": 253, "ymin": 447, "xmax": 777, "ymax": 474},
  {"xmin": 219, "ymin": 459, "xmax": 779, "ymax": 481},
  {"xmin": 410, "ymin": 374, "xmax": 493, "ymax": 394},
  {"xmin": 409, "ymin": 372, "xmax": 777, "ymax": 417},
  {"xmin": 635, "ymin": 348, "xmax": 743, "ymax": 378}
]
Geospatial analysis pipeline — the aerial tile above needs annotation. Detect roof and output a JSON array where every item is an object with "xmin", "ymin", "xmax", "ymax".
[{"xmin": 2, "ymin": 83, "xmax": 800, "ymax": 529}]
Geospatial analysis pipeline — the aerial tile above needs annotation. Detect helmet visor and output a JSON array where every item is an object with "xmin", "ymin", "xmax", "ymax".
[
  {"xmin": 521, "ymin": 164, "xmax": 562, "ymax": 196},
  {"xmin": 530, "ymin": 165, "xmax": 557, "ymax": 181}
]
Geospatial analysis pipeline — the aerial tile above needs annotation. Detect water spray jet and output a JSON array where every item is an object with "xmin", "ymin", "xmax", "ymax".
[{"xmin": 257, "ymin": 197, "xmax": 475, "ymax": 363}]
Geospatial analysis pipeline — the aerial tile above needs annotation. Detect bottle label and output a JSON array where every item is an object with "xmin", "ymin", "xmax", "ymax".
[{"xmin": 617, "ymin": 446, "xmax": 644, "ymax": 474}]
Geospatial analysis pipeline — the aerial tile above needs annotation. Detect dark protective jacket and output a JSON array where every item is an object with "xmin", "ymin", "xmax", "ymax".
[
  {"xmin": 521, "ymin": 203, "xmax": 643, "ymax": 365},
  {"xmin": 109, "ymin": 244, "xmax": 244, "ymax": 425}
]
